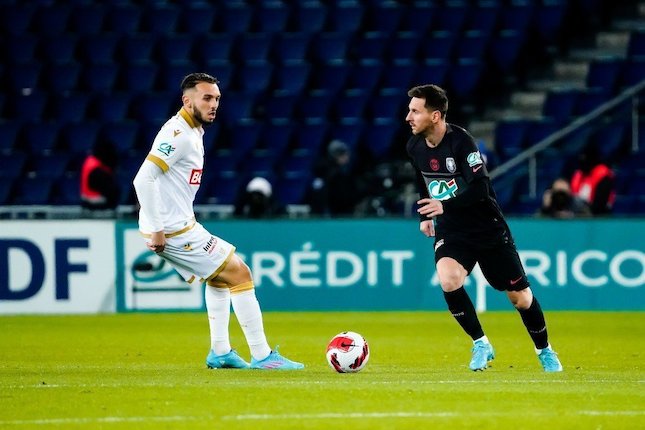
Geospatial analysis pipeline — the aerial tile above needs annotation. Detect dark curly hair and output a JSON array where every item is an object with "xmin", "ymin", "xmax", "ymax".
[{"xmin": 180, "ymin": 73, "xmax": 218, "ymax": 92}]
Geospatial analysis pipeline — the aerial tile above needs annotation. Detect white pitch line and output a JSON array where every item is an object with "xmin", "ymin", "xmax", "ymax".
[{"xmin": 0, "ymin": 416, "xmax": 201, "ymax": 426}]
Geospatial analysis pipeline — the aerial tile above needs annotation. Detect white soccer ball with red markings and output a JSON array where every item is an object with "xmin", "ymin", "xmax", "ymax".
[{"xmin": 326, "ymin": 331, "xmax": 370, "ymax": 373}]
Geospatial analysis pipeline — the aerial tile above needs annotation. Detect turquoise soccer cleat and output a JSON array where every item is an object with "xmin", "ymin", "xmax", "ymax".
[
  {"xmin": 537, "ymin": 346, "xmax": 563, "ymax": 372},
  {"xmin": 250, "ymin": 347, "xmax": 305, "ymax": 370},
  {"xmin": 469, "ymin": 340, "xmax": 495, "ymax": 371},
  {"xmin": 206, "ymin": 349, "xmax": 250, "ymax": 369}
]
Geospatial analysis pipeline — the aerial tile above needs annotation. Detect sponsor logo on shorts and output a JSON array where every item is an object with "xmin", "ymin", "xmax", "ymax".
[
  {"xmin": 434, "ymin": 239, "xmax": 444, "ymax": 252},
  {"xmin": 203, "ymin": 236, "xmax": 218, "ymax": 254}
]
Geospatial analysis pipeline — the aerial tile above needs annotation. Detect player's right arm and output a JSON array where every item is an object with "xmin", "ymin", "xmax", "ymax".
[{"xmin": 133, "ymin": 160, "xmax": 166, "ymax": 253}]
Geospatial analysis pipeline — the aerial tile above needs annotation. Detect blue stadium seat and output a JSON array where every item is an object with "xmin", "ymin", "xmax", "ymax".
[
  {"xmin": 574, "ymin": 90, "xmax": 610, "ymax": 116},
  {"xmin": 327, "ymin": 2, "xmax": 364, "ymax": 33},
  {"xmin": 236, "ymin": 33, "xmax": 274, "ymax": 64},
  {"xmin": 203, "ymin": 62, "xmax": 234, "ymax": 91},
  {"xmin": 61, "ymin": 122, "xmax": 100, "ymax": 155},
  {"xmin": 293, "ymin": 2, "xmax": 327, "ymax": 34},
  {"xmin": 11, "ymin": 177, "xmax": 54, "ymax": 205},
  {"xmin": 69, "ymin": 5, "xmax": 105, "ymax": 35},
  {"xmin": 261, "ymin": 93, "xmax": 299, "ymax": 123},
  {"xmin": 196, "ymin": 34, "xmax": 235, "ymax": 68},
  {"xmin": 177, "ymin": 4, "xmax": 216, "ymax": 34},
  {"xmin": 273, "ymin": 63, "xmax": 311, "ymax": 95},
  {"xmin": 434, "ymin": 2, "xmax": 468, "ymax": 32},
  {"xmin": 155, "ymin": 34, "xmax": 194, "ymax": 65},
  {"xmin": 8, "ymin": 63, "xmax": 41, "ymax": 92},
  {"xmin": 261, "ymin": 123, "xmax": 293, "ymax": 154},
  {"xmin": 105, "ymin": 5, "xmax": 142, "ymax": 33},
  {"xmin": 119, "ymin": 62, "xmax": 158, "ymax": 93},
  {"xmin": 118, "ymin": 34, "xmax": 156, "ymax": 64},
  {"xmin": 542, "ymin": 89, "xmax": 579, "ymax": 125},
  {"xmin": 247, "ymin": 150, "xmax": 279, "ymax": 178},
  {"xmin": 334, "ymin": 90, "xmax": 369, "ymax": 122},
  {"xmin": 308, "ymin": 63, "xmax": 350, "ymax": 94},
  {"xmin": 399, "ymin": 2, "xmax": 436, "ymax": 34},
  {"xmin": 419, "ymin": 31, "xmax": 457, "ymax": 61},
  {"xmin": 380, "ymin": 61, "xmax": 416, "ymax": 93},
  {"xmin": 495, "ymin": 119, "xmax": 529, "ymax": 161},
  {"xmin": 141, "ymin": 5, "xmax": 179, "ymax": 33},
  {"xmin": 100, "ymin": 121, "xmax": 139, "ymax": 153},
  {"xmin": 227, "ymin": 121, "xmax": 262, "ymax": 161},
  {"xmin": 465, "ymin": 2, "xmax": 499, "ymax": 34},
  {"xmin": 273, "ymin": 33, "xmax": 312, "ymax": 64},
  {"xmin": 455, "ymin": 30, "xmax": 490, "ymax": 61},
  {"xmin": 131, "ymin": 93, "xmax": 174, "ymax": 124},
  {"xmin": 275, "ymin": 173, "xmax": 311, "ymax": 205},
  {"xmin": 40, "ymin": 35, "xmax": 78, "ymax": 65},
  {"xmin": 15, "ymin": 93, "xmax": 47, "ymax": 121},
  {"xmin": 369, "ymin": 92, "xmax": 406, "ymax": 122},
  {"xmin": 33, "ymin": 5, "xmax": 71, "ymax": 35},
  {"xmin": 345, "ymin": 62, "xmax": 383, "ymax": 93},
  {"xmin": 447, "ymin": 58, "xmax": 484, "ymax": 99},
  {"xmin": 45, "ymin": 63, "xmax": 81, "ymax": 93},
  {"xmin": 620, "ymin": 58, "xmax": 645, "ymax": 88},
  {"xmin": 237, "ymin": 63, "xmax": 274, "ymax": 94},
  {"xmin": 51, "ymin": 93, "xmax": 90, "ymax": 123},
  {"xmin": 207, "ymin": 175, "xmax": 244, "ymax": 205},
  {"xmin": 53, "ymin": 174, "xmax": 81, "ymax": 205},
  {"xmin": 28, "ymin": 153, "xmax": 70, "ymax": 179},
  {"xmin": 387, "ymin": 31, "xmax": 421, "ymax": 63},
  {"xmin": 0, "ymin": 122, "xmax": 22, "ymax": 152},
  {"xmin": 80, "ymin": 64, "xmax": 118, "ymax": 93},
  {"xmin": 363, "ymin": 2, "xmax": 404, "ymax": 34},
  {"xmin": 218, "ymin": 93, "xmax": 256, "ymax": 127},
  {"xmin": 1, "ymin": 5, "xmax": 34, "ymax": 36},
  {"xmin": 327, "ymin": 119, "xmax": 365, "ymax": 151},
  {"xmin": 593, "ymin": 121, "xmax": 627, "ymax": 159},
  {"xmin": 628, "ymin": 31, "xmax": 645, "ymax": 59},
  {"xmin": 534, "ymin": 0, "xmax": 567, "ymax": 44},
  {"xmin": 586, "ymin": 58, "xmax": 624, "ymax": 94},
  {"xmin": 254, "ymin": 2, "xmax": 290, "ymax": 33},
  {"xmin": 525, "ymin": 119, "xmax": 559, "ymax": 147},
  {"xmin": 78, "ymin": 34, "xmax": 118, "ymax": 65},
  {"xmin": 352, "ymin": 32, "xmax": 389, "ymax": 63},
  {"xmin": 93, "ymin": 93, "xmax": 131, "ymax": 122},
  {"xmin": 7, "ymin": 35, "xmax": 38, "ymax": 64},
  {"xmin": 415, "ymin": 59, "xmax": 450, "ymax": 87},
  {"xmin": 157, "ymin": 62, "xmax": 197, "ymax": 91},
  {"xmin": 292, "ymin": 122, "xmax": 328, "ymax": 154},
  {"xmin": 23, "ymin": 122, "xmax": 61, "ymax": 155},
  {"xmin": 297, "ymin": 91, "xmax": 334, "ymax": 123},
  {"xmin": 217, "ymin": 3, "xmax": 253, "ymax": 35},
  {"xmin": 0, "ymin": 151, "xmax": 27, "ymax": 180},
  {"xmin": 490, "ymin": 29, "xmax": 526, "ymax": 73},
  {"xmin": 363, "ymin": 119, "xmax": 398, "ymax": 159},
  {"xmin": 499, "ymin": 1, "xmax": 534, "ymax": 32},
  {"xmin": 309, "ymin": 32, "xmax": 351, "ymax": 64},
  {"xmin": 0, "ymin": 180, "xmax": 13, "ymax": 205}
]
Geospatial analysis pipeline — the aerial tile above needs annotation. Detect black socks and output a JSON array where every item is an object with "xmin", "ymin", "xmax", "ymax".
[
  {"xmin": 443, "ymin": 287, "xmax": 484, "ymax": 341},
  {"xmin": 518, "ymin": 297, "xmax": 549, "ymax": 349}
]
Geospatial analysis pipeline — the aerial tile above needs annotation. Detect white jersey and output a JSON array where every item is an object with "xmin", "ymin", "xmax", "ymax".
[{"xmin": 135, "ymin": 108, "xmax": 205, "ymax": 235}]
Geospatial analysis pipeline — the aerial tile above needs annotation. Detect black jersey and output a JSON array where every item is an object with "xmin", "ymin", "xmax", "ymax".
[{"xmin": 406, "ymin": 124, "xmax": 508, "ymax": 239}]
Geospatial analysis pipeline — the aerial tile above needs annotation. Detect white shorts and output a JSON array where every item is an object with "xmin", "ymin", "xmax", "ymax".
[{"xmin": 145, "ymin": 222, "xmax": 236, "ymax": 284}]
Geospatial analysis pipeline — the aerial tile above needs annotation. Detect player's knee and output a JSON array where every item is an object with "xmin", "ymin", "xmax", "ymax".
[
  {"xmin": 508, "ymin": 289, "xmax": 532, "ymax": 309},
  {"xmin": 438, "ymin": 273, "xmax": 464, "ymax": 292}
]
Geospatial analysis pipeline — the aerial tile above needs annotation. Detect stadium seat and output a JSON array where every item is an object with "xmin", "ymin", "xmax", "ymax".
[
  {"xmin": 334, "ymin": 90, "xmax": 369, "ymax": 122},
  {"xmin": 141, "ymin": 4, "xmax": 180, "ymax": 33},
  {"xmin": 7, "ymin": 35, "xmax": 38, "ymax": 64},
  {"xmin": 327, "ymin": 119, "xmax": 365, "ymax": 151},
  {"xmin": 368, "ymin": 92, "xmax": 406, "ymax": 122},
  {"xmin": 297, "ymin": 91, "xmax": 334, "ymax": 123},
  {"xmin": 32, "ymin": 5, "xmax": 71, "ymax": 35},
  {"xmin": 202, "ymin": 62, "xmax": 234, "ymax": 91},
  {"xmin": 260, "ymin": 93, "xmax": 299, "ymax": 123},
  {"xmin": 499, "ymin": 1, "xmax": 534, "ymax": 32},
  {"xmin": 525, "ymin": 119, "xmax": 559, "ymax": 147},
  {"xmin": 327, "ymin": 2, "xmax": 364, "ymax": 33},
  {"xmin": 28, "ymin": 153, "xmax": 70, "ymax": 179},
  {"xmin": 363, "ymin": 119, "xmax": 399, "ymax": 159},
  {"xmin": 15, "ymin": 93, "xmax": 47, "ymax": 121},
  {"xmin": 627, "ymin": 31, "xmax": 645, "ymax": 59},
  {"xmin": 155, "ymin": 34, "xmax": 194, "ymax": 65},
  {"xmin": 100, "ymin": 121, "xmax": 139, "ymax": 153},
  {"xmin": 118, "ymin": 34, "xmax": 157, "ymax": 64},
  {"xmin": 8, "ymin": 63, "xmax": 41, "ymax": 92},
  {"xmin": 39, "ymin": 35, "xmax": 78, "ymax": 65},
  {"xmin": 291, "ymin": 122, "xmax": 328, "ymax": 154},
  {"xmin": 10, "ymin": 177, "xmax": 54, "ymax": 205},
  {"xmin": 542, "ymin": 89, "xmax": 579, "ymax": 125},
  {"xmin": 80, "ymin": 63, "xmax": 119, "ymax": 93},
  {"xmin": 50, "ymin": 93, "xmax": 90, "ymax": 123},
  {"xmin": 177, "ymin": 4, "xmax": 216, "ymax": 34},
  {"xmin": 0, "ymin": 179, "xmax": 13, "ymax": 205},
  {"xmin": 455, "ymin": 30, "xmax": 490, "ymax": 61},
  {"xmin": 0, "ymin": 122, "xmax": 22, "ymax": 153},
  {"xmin": 620, "ymin": 58, "xmax": 645, "ymax": 88},
  {"xmin": 490, "ymin": 30, "xmax": 526, "ymax": 73},
  {"xmin": 351, "ymin": 32, "xmax": 390, "ymax": 63},
  {"xmin": 119, "ymin": 62, "xmax": 158, "ymax": 93},
  {"xmin": 235, "ymin": 33, "xmax": 274, "ymax": 64},
  {"xmin": 345, "ymin": 62, "xmax": 382, "ymax": 93},
  {"xmin": 104, "ymin": 5, "xmax": 142, "ymax": 33},
  {"xmin": 274, "ymin": 172, "xmax": 312, "ymax": 205},
  {"xmin": 586, "ymin": 58, "xmax": 624, "ymax": 94},
  {"xmin": 206, "ymin": 174, "xmax": 244, "ymax": 205},
  {"xmin": 272, "ymin": 33, "xmax": 312, "ymax": 64},
  {"xmin": 309, "ymin": 32, "xmax": 351, "ymax": 64},
  {"xmin": 292, "ymin": 2, "xmax": 327, "ymax": 34},
  {"xmin": 380, "ymin": 61, "xmax": 416, "ymax": 93},
  {"xmin": 574, "ymin": 90, "xmax": 610, "ymax": 116},
  {"xmin": 261, "ymin": 123, "xmax": 293, "ymax": 154},
  {"xmin": 45, "ymin": 63, "xmax": 82, "ymax": 93},
  {"xmin": 0, "ymin": 151, "xmax": 27, "ymax": 180},
  {"xmin": 69, "ymin": 5, "xmax": 105, "ymax": 35},
  {"xmin": 78, "ymin": 34, "xmax": 118, "ymax": 65},
  {"xmin": 447, "ymin": 58, "xmax": 484, "ymax": 99},
  {"xmin": 363, "ymin": 2, "xmax": 403, "ymax": 34},
  {"xmin": 131, "ymin": 92, "xmax": 174, "ymax": 125},
  {"xmin": 308, "ymin": 63, "xmax": 350, "ymax": 95},
  {"xmin": 273, "ymin": 63, "xmax": 311, "ymax": 95},
  {"xmin": 465, "ymin": 2, "xmax": 499, "ymax": 34},
  {"xmin": 61, "ymin": 122, "xmax": 101, "ymax": 155},
  {"xmin": 236, "ymin": 62, "xmax": 274, "ymax": 94},
  {"xmin": 495, "ymin": 119, "xmax": 529, "ymax": 161},
  {"xmin": 399, "ymin": 2, "xmax": 436, "ymax": 34},
  {"xmin": 217, "ymin": 3, "xmax": 253, "ymax": 35},
  {"xmin": 157, "ymin": 62, "xmax": 197, "ymax": 91},
  {"xmin": 247, "ymin": 149, "xmax": 279, "ymax": 178},
  {"xmin": 419, "ymin": 31, "xmax": 457, "ymax": 61},
  {"xmin": 415, "ymin": 59, "xmax": 450, "ymax": 88},
  {"xmin": 92, "ymin": 93, "xmax": 131, "ymax": 123},
  {"xmin": 52, "ymin": 174, "xmax": 81, "ymax": 205},
  {"xmin": 1, "ymin": 4, "xmax": 34, "ymax": 36},
  {"xmin": 254, "ymin": 2, "xmax": 290, "ymax": 33},
  {"xmin": 534, "ymin": 0, "xmax": 567, "ymax": 45},
  {"xmin": 593, "ymin": 121, "xmax": 627, "ymax": 159},
  {"xmin": 218, "ymin": 92, "xmax": 256, "ymax": 126},
  {"xmin": 434, "ymin": 2, "xmax": 468, "ymax": 32},
  {"xmin": 23, "ymin": 122, "xmax": 61, "ymax": 155},
  {"xmin": 387, "ymin": 31, "xmax": 421, "ymax": 63},
  {"xmin": 196, "ymin": 35, "xmax": 235, "ymax": 69}
]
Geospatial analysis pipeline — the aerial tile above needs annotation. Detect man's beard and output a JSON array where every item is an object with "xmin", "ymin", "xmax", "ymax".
[{"xmin": 193, "ymin": 109, "xmax": 214, "ymax": 126}]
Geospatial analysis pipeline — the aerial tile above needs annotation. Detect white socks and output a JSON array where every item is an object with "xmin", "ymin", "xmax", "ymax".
[
  {"xmin": 205, "ymin": 286, "xmax": 232, "ymax": 355},
  {"xmin": 474, "ymin": 335, "xmax": 490, "ymax": 345},
  {"xmin": 230, "ymin": 289, "xmax": 272, "ymax": 361}
]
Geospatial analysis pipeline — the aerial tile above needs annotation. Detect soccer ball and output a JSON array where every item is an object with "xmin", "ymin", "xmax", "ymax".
[{"xmin": 326, "ymin": 331, "xmax": 370, "ymax": 373}]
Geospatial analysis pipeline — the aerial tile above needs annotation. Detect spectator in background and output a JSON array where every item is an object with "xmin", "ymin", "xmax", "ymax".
[
  {"xmin": 308, "ymin": 139, "xmax": 363, "ymax": 217},
  {"xmin": 235, "ymin": 176, "xmax": 283, "ymax": 218},
  {"xmin": 80, "ymin": 139, "xmax": 120, "ymax": 210},
  {"xmin": 570, "ymin": 146, "xmax": 615, "ymax": 215},
  {"xmin": 539, "ymin": 177, "xmax": 591, "ymax": 218}
]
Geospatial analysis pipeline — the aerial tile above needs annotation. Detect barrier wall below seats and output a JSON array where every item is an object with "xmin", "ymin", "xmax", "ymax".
[{"xmin": 0, "ymin": 219, "xmax": 643, "ymax": 314}]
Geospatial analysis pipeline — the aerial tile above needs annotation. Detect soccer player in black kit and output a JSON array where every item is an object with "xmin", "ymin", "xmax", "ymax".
[{"xmin": 405, "ymin": 84, "xmax": 563, "ymax": 372}]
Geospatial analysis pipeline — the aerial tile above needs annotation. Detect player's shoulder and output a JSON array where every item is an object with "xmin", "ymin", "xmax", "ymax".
[{"xmin": 405, "ymin": 134, "xmax": 425, "ymax": 154}]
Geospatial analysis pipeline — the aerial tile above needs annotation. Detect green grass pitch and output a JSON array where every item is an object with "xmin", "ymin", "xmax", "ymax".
[{"xmin": 1, "ymin": 311, "xmax": 643, "ymax": 430}]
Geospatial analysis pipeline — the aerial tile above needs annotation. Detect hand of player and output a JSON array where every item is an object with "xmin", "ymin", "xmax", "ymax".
[
  {"xmin": 420, "ymin": 220, "xmax": 435, "ymax": 237},
  {"xmin": 417, "ymin": 198, "xmax": 444, "ymax": 218},
  {"xmin": 147, "ymin": 231, "xmax": 166, "ymax": 253}
]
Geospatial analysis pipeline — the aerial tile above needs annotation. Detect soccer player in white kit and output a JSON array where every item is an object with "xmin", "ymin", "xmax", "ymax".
[{"xmin": 133, "ymin": 73, "xmax": 304, "ymax": 370}]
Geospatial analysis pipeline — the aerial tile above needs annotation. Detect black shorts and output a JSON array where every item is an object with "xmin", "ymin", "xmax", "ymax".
[{"xmin": 434, "ymin": 231, "xmax": 529, "ymax": 292}]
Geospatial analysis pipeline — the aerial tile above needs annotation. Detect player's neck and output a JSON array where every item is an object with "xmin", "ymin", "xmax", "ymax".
[{"xmin": 424, "ymin": 122, "xmax": 447, "ymax": 148}]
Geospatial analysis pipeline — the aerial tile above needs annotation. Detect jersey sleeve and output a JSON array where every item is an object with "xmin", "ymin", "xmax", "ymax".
[
  {"xmin": 145, "ymin": 125, "xmax": 189, "ymax": 173},
  {"xmin": 457, "ymin": 133, "xmax": 488, "ymax": 184}
]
